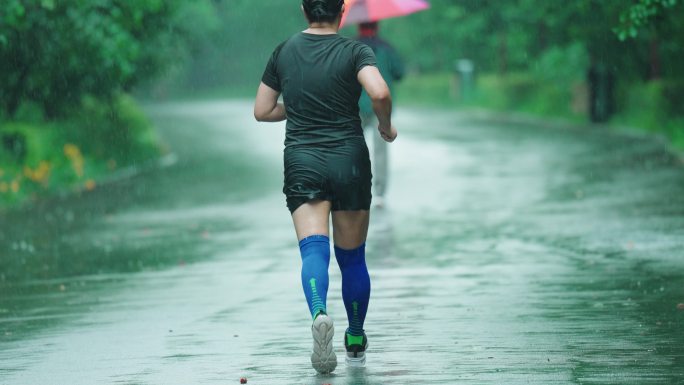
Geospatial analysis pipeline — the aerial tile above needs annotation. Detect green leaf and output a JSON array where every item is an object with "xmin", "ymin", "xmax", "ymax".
[{"xmin": 41, "ymin": 0, "xmax": 55, "ymax": 10}]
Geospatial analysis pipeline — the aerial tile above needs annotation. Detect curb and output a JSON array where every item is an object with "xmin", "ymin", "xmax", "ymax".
[
  {"xmin": 0, "ymin": 153, "xmax": 178, "ymax": 214},
  {"xmin": 64, "ymin": 152, "xmax": 178, "ymax": 197}
]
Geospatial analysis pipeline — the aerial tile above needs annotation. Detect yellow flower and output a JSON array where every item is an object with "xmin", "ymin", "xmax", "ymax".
[
  {"xmin": 10, "ymin": 180, "xmax": 20, "ymax": 193},
  {"xmin": 24, "ymin": 161, "xmax": 52, "ymax": 184},
  {"xmin": 63, "ymin": 143, "xmax": 84, "ymax": 178},
  {"xmin": 84, "ymin": 179, "xmax": 96, "ymax": 191},
  {"xmin": 63, "ymin": 143, "xmax": 80, "ymax": 157}
]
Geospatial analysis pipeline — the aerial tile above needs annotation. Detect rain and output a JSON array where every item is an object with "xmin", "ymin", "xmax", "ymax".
[{"xmin": 1, "ymin": 1, "xmax": 683, "ymax": 384}]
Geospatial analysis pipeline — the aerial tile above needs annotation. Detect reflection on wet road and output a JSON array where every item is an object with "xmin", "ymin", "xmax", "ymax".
[{"xmin": 1, "ymin": 101, "xmax": 682, "ymax": 384}]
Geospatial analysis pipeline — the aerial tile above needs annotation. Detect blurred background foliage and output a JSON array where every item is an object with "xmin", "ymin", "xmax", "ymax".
[
  {"xmin": 0, "ymin": 0, "xmax": 213, "ymax": 207},
  {"xmin": 0, "ymin": 0, "xmax": 683, "ymax": 209}
]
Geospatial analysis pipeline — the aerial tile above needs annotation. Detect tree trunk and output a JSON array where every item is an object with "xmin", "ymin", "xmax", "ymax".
[
  {"xmin": 649, "ymin": 38, "xmax": 661, "ymax": 80},
  {"xmin": 5, "ymin": 64, "xmax": 30, "ymax": 119},
  {"xmin": 498, "ymin": 32, "xmax": 508, "ymax": 75}
]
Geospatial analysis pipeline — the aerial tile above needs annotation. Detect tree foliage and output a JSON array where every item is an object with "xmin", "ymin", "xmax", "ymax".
[
  {"xmin": 0, "ymin": 0, "xmax": 216, "ymax": 119},
  {"xmin": 162, "ymin": 0, "xmax": 682, "ymax": 91},
  {"xmin": 615, "ymin": 0, "xmax": 679, "ymax": 40},
  {"xmin": 1, "ymin": 0, "xmax": 682, "ymax": 114},
  {"xmin": 378, "ymin": 0, "xmax": 682, "ymax": 80}
]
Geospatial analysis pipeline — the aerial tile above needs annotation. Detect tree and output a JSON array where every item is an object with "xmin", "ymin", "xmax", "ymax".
[
  {"xmin": 0, "ymin": 0, "xmax": 216, "ymax": 119},
  {"xmin": 615, "ymin": 0, "xmax": 679, "ymax": 40}
]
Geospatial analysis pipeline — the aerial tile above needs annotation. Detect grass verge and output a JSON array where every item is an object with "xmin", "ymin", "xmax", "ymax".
[
  {"xmin": 0, "ymin": 94, "xmax": 163, "ymax": 210},
  {"xmin": 396, "ymin": 72, "xmax": 684, "ymax": 152}
]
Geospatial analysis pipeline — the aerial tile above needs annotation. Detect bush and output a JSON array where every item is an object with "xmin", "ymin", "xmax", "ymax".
[
  {"xmin": 661, "ymin": 80, "xmax": 684, "ymax": 117},
  {"xmin": 395, "ymin": 72, "xmax": 455, "ymax": 106},
  {"xmin": 0, "ymin": 95, "xmax": 161, "ymax": 209},
  {"xmin": 468, "ymin": 72, "xmax": 582, "ymax": 120},
  {"xmin": 395, "ymin": 71, "xmax": 684, "ymax": 151},
  {"xmin": 614, "ymin": 79, "xmax": 684, "ymax": 149},
  {"xmin": 66, "ymin": 94, "xmax": 160, "ymax": 165}
]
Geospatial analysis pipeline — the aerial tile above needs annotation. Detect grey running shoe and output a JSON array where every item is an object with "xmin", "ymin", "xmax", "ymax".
[
  {"xmin": 311, "ymin": 314, "xmax": 337, "ymax": 374},
  {"xmin": 344, "ymin": 332, "xmax": 368, "ymax": 367}
]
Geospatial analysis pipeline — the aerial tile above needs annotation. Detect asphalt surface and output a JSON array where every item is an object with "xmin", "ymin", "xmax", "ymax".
[{"xmin": 1, "ymin": 101, "xmax": 683, "ymax": 384}]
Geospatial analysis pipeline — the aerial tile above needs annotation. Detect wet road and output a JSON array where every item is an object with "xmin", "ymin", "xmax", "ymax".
[{"xmin": 1, "ymin": 101, "xmax": 683, "ymax": 384}]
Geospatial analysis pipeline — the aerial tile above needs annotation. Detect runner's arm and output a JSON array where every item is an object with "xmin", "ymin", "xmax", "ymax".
[
  {"xmin": 254, "ymin": 82, "xmax": 286, "ymax": 122},
  {"xmin": 357, "ymin": 66, "xmax": 397, "ymax": 142}
]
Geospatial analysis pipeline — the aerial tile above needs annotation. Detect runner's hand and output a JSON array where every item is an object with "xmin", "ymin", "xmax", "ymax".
[{"xmin": 378, "ymin": 125, "xmax": 397, "ymax": 143}]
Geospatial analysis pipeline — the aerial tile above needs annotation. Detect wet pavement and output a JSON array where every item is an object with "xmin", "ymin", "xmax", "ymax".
[{"xmin": 1, "ymin": 100, "xmax": 683, "ymax": 384}]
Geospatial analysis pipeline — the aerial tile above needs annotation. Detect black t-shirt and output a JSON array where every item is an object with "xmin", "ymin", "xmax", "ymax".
[{"xmin": 261, "ymin": 32, "xmax": 377, "ymax": 147}]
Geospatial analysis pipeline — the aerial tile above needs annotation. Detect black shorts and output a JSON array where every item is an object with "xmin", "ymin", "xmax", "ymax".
[{"xmin": 283, "ymin": 137, "xmax": 372, "ymax": 213}]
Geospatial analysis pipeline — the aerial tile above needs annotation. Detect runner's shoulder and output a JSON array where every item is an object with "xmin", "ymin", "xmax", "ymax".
[{"xmin": 272, "ymin": 36, "xmax": 294, "ymax": 58}]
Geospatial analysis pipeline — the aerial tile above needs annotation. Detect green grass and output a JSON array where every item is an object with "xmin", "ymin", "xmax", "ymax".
[
  {"xmin": 395, "ymin": 72, "xmax": 456, "ymax": 107},
  {"xmin": 0, "ymin": 94, "xmax": 162, "ymax": 210},
  {"xmin": 397, "ymin": 71, "xmax": 684, "ymax": 152},
  {"xmin": 611, "ymin": 80, "xmax": 684, "ymax": 150}
]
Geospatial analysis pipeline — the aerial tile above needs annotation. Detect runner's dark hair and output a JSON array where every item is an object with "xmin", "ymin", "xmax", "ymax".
[{"xmin": 302, "ymin": 0, "xmax": 344, "ymax": 23}]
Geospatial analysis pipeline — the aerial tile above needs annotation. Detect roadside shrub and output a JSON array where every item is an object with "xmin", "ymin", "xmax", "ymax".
[
  {"xmin": 661, "ymin": 80, "xmax": 684, "ymax": 117},
  {"xmin": 0, "ymin": 95, "xmax": 160, "ymax": 209},
  {"xmin": 395, "ymin": 72, "xmax": 454, "ymax": 106},
  {"xmin": 65, "ymin": 94, "xmax": 159, "ymax": 166}
]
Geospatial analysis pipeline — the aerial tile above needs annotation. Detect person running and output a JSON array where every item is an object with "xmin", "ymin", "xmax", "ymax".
[
  {"xmin": 357, "ymin": 21, "xmax": 405, "ymax": 207},
  {"xmin": 253, "ymin": 0, "xmax": 396, "ymax": 374}
]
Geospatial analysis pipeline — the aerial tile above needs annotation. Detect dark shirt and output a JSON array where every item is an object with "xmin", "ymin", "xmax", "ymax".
[
  {"xmin": 357, "ymin": 36, "xmax": 405, "ymax": 115},
  {"xmin": 262, "ymin": 32, "xmax": 377, "ymax": 147}
]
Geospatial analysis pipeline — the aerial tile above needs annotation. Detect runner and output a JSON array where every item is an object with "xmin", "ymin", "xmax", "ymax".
[{"xmin": 253, "ymin": 0, "xmax": 397, "ymax": 374}]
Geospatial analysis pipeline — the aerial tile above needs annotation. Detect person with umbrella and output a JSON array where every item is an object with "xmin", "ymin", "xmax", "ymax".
[
  {"xmin": 356, "ymin": 21, "xmax": 405, "ymax": 207},
  {"xmin": 254, "ymin": 0, "xmax": 396, "ymax": 374},
  {"xmin": 342, "ymin": 0, "xmax": 429, "ymax": 206}
]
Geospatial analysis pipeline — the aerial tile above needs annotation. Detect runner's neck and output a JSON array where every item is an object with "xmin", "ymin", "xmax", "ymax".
[{"xmin": 305, "ymin": 22, "xmax": 339, "ymax": 35}]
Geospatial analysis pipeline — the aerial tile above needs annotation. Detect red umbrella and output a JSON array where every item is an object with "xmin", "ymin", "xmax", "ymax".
[{"xmin": 340, "ymin": 0, "xmax": 430, "ymax": 27}]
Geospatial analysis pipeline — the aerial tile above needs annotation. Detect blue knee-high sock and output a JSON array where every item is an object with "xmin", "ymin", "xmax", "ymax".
[
  {"xmin": 299, "ymin": 235, "xmax": 330, "ymax": 319},
  {"xmin": 334, "ymin": 243, "xmax": 370, "ymax": 336}
]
